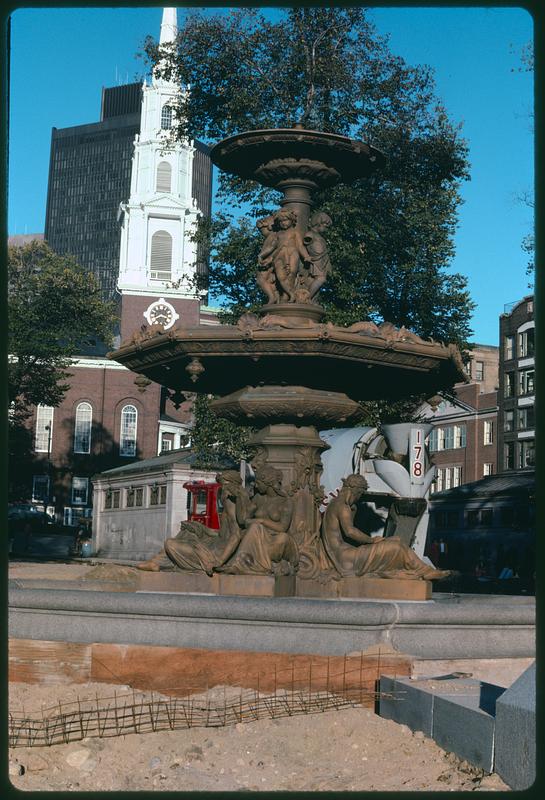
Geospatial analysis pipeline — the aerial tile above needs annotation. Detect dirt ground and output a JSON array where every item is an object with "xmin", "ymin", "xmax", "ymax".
[{"xmin": 8, "ymin": 680, "xmax": 509, "ymax": 793}]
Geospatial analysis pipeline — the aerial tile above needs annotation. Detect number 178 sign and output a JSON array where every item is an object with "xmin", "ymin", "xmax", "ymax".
[{"xmin": 409, "ymin": 427, "xmax": 426, "ymax": 486}]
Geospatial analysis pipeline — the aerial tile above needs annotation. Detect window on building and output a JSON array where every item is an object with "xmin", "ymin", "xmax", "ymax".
[
  {"xmin": 72, "ymin": 477, "xmax": 89, "ymax": 506},
  {"xmin": 63, "ymin": 507, "xmax": 79, "ymax": 527},
  {"xmin": 120, "ymin": 405, "xmax": 137, "ymax": 457},
  {"xmin": 74, "ymin": 402, "xmax": 92, "ymax": 454},
  {"xmin": 480, "ymin": 509, "xmax": 493, "ymax": 527},
  {"xmin": 518, "ymin": 328, "xmax": 534, "ymax": 358},
  {"xmin": 35, "ymin": 405, "xmax": 54, "ymax": 452},
  {"xmin": 504, "ymin": 372, "xmax": 515, "ymax": 398},
  {"xmin": 161, "ymin": 105, "xmax": 173, "ymax": 129},
  {"xmin": 126, "ymin": 487, "xmax": 135, "ymax": 508},
  {"xmin": 430, "ymin": 427, "xmax": 465, "ymax": 452},
  {"xmin": 454, "ymin": 426, "xmax": 466, "ymax": 448},
  {"xmin": 161, "ymin": 433, "xmax": 173, "ymax": 452},
  {"xmin": 504, "ymin": 442, "xmax": 515, "ymax": 470},
  {"xmin": 150, "ymin": 230, "xmax": 172, "ymax": 281},
  {"xmin": 504, "ymin": 335, "xmax": 515, "ymax": 360},
  {"xmin": 475, "ymin": 361, "xmax": 484, "ymax": 381},
  {"xmin": 156, "ymin": 161, "xmax": 172, "ymax": 193},
  {"xmin": 519, "ymin": 439, "xmax": 535, "ymax": 469},
  {"xmin": 444, "ymin": 427, "xmax": 454, "ymax": 450},
  {"xmin": 483, "ymin": 420, "xmax": 494, "ymax": 445},
  {"xmin": 32, "ymin": 475, "xmax": 50, "ymax": 503},
  {"xmin": 518, "ymin": 369, "xmax": 535, "ymax": 396},
  {"xmin": 105, "ymin": 491, "xmax": 112, "ymax": 510},
  {"xmin": 452, "ymin": 466, "xmax": 462, "ymax": 487},
  {"xmin": 504, "ymin": 410, "xmax": 514, "ymax": 432},
  {"xmin": 150, "ymin": 484, "xmax": 167, "ymax": 506},
  {"xmin": 467, "ymin": 509, "xmax": 479, "ymax": 527},
  {"xmin": 135, "ymin": 487, "xmax": 144, "ymax": 507},
  {"xmin": 483, "ymin": 463, "xmax": 494, "ymax": 476},
  {"xmin": 518, "ymin": 406, "xmax": 535, "ymax": 431}
]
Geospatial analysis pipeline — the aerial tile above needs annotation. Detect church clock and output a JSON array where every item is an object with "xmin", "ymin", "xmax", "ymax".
[{"xmin": 143, "ymin": 297, "xmax": 179, "ymax": 330}]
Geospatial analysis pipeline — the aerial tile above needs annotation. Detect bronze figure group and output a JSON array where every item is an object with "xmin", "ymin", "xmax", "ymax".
[
  {"xmin": 139, "ymin": 469, "xmax": 450, "ymax": 582},
  {"xmin": 256, "ymin": 208, "xmax": 332, "ymax": 305}
]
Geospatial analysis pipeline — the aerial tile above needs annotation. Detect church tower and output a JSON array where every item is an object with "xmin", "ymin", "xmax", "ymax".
[{"xmin": 117, "ymin": 7, "xmax": 203, "ymax": 340}]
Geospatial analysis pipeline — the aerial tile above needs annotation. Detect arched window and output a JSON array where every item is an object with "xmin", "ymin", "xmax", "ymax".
[
  {"xmin": 156, "ymin": 161, "xmax": 172, "ymax": 193},
  {"xmin": 161, "ymin": 105, "xmax": 173, "ymax": 130},
  {"xmin": 74, "ymin": 402, "xmax": 92, "ymax": 454},
  {"xmin": 150, "ymin": 230, "xmax": 172, "ymax": 281},
  {"xmin": 120, "ymin": 405, "xmax": 137, "ymax": 457}
]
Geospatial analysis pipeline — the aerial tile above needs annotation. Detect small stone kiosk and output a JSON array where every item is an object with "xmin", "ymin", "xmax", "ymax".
[
  {"xmin": 92, "ymin": 450, "xmax": 221, "ymax": 563},
  {"xmin": 111, "ymin": 126, "xmax": 467, "ymax": 600}
]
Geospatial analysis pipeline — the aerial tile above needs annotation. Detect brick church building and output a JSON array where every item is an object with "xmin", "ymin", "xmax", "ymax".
[{"xmin": 18, "ymin": 9, "xmax": 218, "ymax": 525}]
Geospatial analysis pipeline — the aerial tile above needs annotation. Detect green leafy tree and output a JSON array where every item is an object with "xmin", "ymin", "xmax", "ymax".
[
  {"xmin": 190, "ymin": 394, "xmax": 254, "ymax": 468},
  {"xmin": 8, "ymin": 241, "xmax": 117, "ymax": 425},
  {"xmin": 145, "ymin": 7, "xmax": 475, "ymax": 452}
]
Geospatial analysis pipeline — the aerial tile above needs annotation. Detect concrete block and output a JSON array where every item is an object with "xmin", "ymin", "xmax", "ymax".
[
  {"xmin": 494, "ymin": 662, "xmax": 535, "ymax": 790},
  {"xmin": 379, "ymin": 675, "xmax": 434, "ymax": 735},
  {"xmin": 379, "ymin": 675, "xmax": 505, "ymax": 772},
  {"xmin": 432, "ymin": 682, "xmax": 504, "ymax": 772}
]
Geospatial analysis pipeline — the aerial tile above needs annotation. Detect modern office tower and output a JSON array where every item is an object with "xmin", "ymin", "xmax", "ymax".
[
  {"xmin": 498, "ymin": 295, "xmax": 535, "ymax": 472},
  {"xmin": 44, "ymin": 84, "xmax": 142, "ymax": 300}
]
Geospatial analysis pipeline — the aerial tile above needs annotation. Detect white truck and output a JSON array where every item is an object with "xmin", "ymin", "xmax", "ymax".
[{"xmin": 319, "ymin": 423, "xmax": 436, "ymax": 558}]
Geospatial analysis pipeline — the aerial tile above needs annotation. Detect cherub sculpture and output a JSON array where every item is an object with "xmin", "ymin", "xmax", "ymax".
[
  {"xmin": 255, "ymin": 215, "xmax": 280, "ymax": 304},
  {"xmin": 257, "ymin": 208, "xmax": 312, "ymax": 303},
  {"xmin": 302, "ymin": 211, "xmax": 333, "ymax": 301}
]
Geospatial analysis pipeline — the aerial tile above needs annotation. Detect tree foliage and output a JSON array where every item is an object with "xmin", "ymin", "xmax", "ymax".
[
  {"xmin": 144, "ymin": 7, "xmax": 476, "ymax": 450},
  {"xmin": 8, "ymin": 241, "xmax": 118, "ymax": 424},
  {"xmin": 190, "ymin": 394, "xmax": 254, "ymax": 468},
  {"xmin": 147, "ymin": 7, "xmax": 474, "ymax": 345}
]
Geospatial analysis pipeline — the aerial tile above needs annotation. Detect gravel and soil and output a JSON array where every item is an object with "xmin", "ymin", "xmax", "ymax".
[{"xmin": 9, "ymin": 680, "xmax": 509, "ymax": 792}]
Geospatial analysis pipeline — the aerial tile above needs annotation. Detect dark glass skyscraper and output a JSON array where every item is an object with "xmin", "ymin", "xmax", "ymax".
[{"xmin": 44, "ymin": 83, "xmax": 212, "ymax": 300}]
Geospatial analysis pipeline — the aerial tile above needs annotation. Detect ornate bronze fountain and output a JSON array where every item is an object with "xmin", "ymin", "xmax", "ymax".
[{"xmin": 111, "ymin": 126, "xmax": 465, "ymax": 596}]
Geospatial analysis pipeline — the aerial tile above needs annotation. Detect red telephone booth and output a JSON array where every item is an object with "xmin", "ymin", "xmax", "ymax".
[{"xmin": 183, "ymin": 480, "xmax": 221, "ymax": 530}]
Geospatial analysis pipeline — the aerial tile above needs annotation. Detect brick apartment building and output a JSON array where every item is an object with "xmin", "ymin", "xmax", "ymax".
[
  {"xmin": 423, "ymin": 344, "xmax": 499, "ymax": 493},
  {"xmin": 497, "ymin": 295, "xmax": 535, "ymax": 473}
]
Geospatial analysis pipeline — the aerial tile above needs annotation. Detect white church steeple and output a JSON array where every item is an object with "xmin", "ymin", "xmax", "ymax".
[
  {"xmin": 117, "ymin": 6, "xmax": 202, "ymax": 334},
  {"xmin": 159, "ymin": 7, "xmax": 178, "ymax": 45}
]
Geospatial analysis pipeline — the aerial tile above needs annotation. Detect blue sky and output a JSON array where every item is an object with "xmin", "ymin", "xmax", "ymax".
[{"xmin": 8, "ymin": 6, "xmax": 534, "ymax": 346}]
